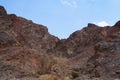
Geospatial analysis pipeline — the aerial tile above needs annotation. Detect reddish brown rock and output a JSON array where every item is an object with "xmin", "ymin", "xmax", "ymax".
[
  {"xmin": 0, "ymin": 6, "xmax": 7, "ymax": 17},
  {"xmin": 0, "ymin": 6, "xmax": 59, "ymax": 79},
  {"xmin": 65, "ymin": 22, "xmax": 120, "ymax": 79},
  {"xmin": 0, "ymin": 6, "xmax": 120, "ymax": 80}
]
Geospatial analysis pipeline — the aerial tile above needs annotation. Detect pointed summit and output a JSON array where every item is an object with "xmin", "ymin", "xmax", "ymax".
[
  {"xmin": 0, "ymin": 6, "xmax": 7, "ymax": 17},
  {"xmin": 114, "ymin": 20, "xmax": 120, "ymax": 27},
  {"xmin": 88, "ymin": 23, "xmax": 98, "ymax": 27}
]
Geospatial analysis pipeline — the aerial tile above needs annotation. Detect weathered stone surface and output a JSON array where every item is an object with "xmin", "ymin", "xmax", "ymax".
[
  {"xmin": 0, "ymin": 6, "xmax": 60, "ymax": 80},
  {"xmin": 0, "ymin": 6, "xmax": 7, "ymax": 17},
  {"xmin": 114, "ymin": 20, "xmax": 120, "ymax": 27},
  {"xmin": 66, "ymin": 22, "xmax": 120, "ymax": 79},
  {"xmin": 0, "ymin": 6, "xmax": 120, "ymax": 80},
  {"xmin": 54, "ymin": 21, "xmax": 120, "ymax": 79}
]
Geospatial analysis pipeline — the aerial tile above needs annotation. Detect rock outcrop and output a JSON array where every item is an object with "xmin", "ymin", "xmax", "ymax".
[
  {"xmin": 54, "ymin": 22, "xmax": 120, "ymax": 79},
  {"xmin": 0, "ymin": 6, "xmax": 120, "ymax": 80},
  {"xmin": 0, "ymin": 6, "xmax": 61, "ymax": 80},
  {"xmin": 61, "ymin": 22, "xmax": 120, "ymax": 80}
]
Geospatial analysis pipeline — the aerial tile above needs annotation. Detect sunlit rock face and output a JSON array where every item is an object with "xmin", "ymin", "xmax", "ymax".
[
  {"xmin": 0, "ymin": 6, "xmax": 120, "ymax": 80},
  {"xmin": 54, "ymin": 22, "xmax": 120, "ymax": 79},
  {"xmin": 0, "ymin": 6, "xmax": 59, "ymax": 79}
]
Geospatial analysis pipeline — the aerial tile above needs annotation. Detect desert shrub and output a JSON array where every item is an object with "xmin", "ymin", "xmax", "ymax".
[
  {"xmin": 37, "ymin": 54, "xmax": 70, "ymax": 79},
  {"xmin": 37, "ymin": 54, "xmax": 57, "ymax": 74},
  {"xmin": 92, "ymin": 77, "xmax": 104, "ymax": 80},
  {"xmin": 50, "ymin": 57, "xmax": 70, "ymax": 80},
  {"xmin": 71, "ymin": 71, "xmax": 79, "ymax": 79},
  {"xmin": 11, "ymin": 48, "xmax": 69, "ymax": 79},
  {"xmin": 39, "ymin": 74, "xmax": 57, "ymax": 80}
]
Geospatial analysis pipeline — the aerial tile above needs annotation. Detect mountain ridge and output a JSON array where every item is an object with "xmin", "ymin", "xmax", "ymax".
[{"xmin": 0, "ymin": 6, "xmax": 120, "ymax": 80}]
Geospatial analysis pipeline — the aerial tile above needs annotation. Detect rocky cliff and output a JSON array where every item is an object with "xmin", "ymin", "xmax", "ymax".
[
  {"xmin": 0, "ymin": 6, "xmax": 60, "ymax": 80},
  {"xmin": 0, "ymin": 6, "xmax": 120, "ymax": 80}
]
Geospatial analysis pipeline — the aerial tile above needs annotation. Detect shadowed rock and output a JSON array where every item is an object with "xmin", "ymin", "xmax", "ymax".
[
  {"xmin": 114, "ymin": 20, "xmax": 120, "ymax": 27},
  {"xmin": 0, "ymin": 6, "xmax": 7, "ymax": 17}
]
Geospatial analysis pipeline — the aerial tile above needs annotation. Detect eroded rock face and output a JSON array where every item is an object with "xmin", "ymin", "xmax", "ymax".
[
  {"xmin": 54, "ymin": 22, "xmax": 120, "ymax": 79},
  {"xmin": 0, "ymin": 6, "xmax": 120, "ymax": 80},
  {"xmin": 66, "ymin": 22, "xmax": 120, "ymax": 79},
  {"xmin": 0, "ymin": 6, "xmax": 7, "ymax": 17},
  {"xmin": 0, "ymin": 6, "xmax": 59, "ymax": 79}
]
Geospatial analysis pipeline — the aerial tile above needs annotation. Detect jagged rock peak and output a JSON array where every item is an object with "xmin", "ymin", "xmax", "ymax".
[
  {"xmin": 0, "ymin": 5, "xmax": 7, "ymax": 17},
  {"xmin": 114, "ymin": 20, "xmax": 120, "ymax": 27},
  {"xmin": 87, "ymin": 23, "xmax": 98, "ymax": 27}
]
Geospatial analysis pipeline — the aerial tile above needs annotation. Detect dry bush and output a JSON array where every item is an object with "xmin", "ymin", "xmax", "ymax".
[
  {"xmin": 36, "ymin": 53, "xmax": 70, "ymax": 79},
  {"xmin": 50, "ymin": 57, "xmax": 69, "ymax": 78},
  {"xmin": 39, "ymin": 74, "xmax": 70, "ymax": 80},
  {"xmin": 10, "ymin": 49, "xmax": 69, "ymax": 78},
  {"xmin": 39, "ymin": 74, "xmax": 57, "ymax": 80}
]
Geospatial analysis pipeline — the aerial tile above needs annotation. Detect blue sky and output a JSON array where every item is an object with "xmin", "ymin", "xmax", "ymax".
[{"xmin": 0, "ymin": 0, "xmax": 120, "ymax": 38}]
